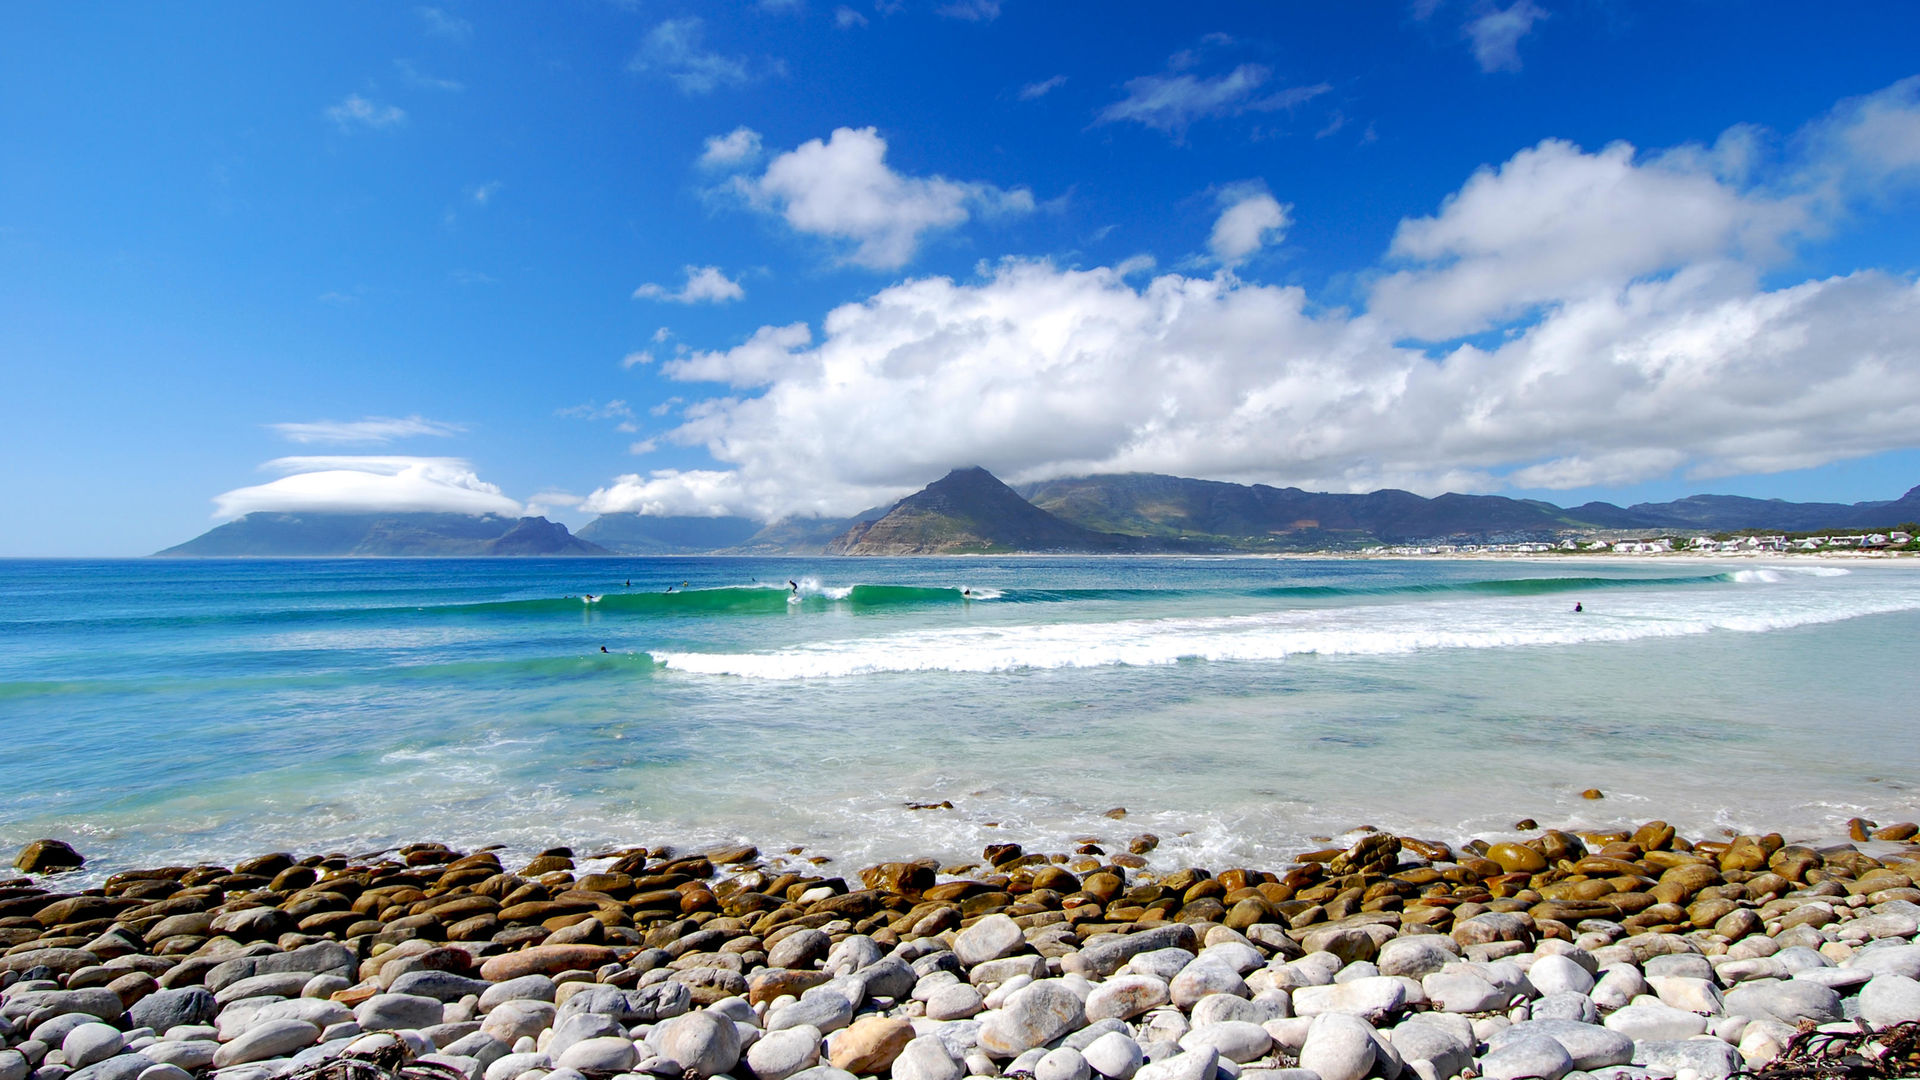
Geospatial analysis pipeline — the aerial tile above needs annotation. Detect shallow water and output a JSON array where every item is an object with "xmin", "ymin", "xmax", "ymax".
[{"xmin": 3, "ymin": 556, "xmax": 1917, "ymax": 879}]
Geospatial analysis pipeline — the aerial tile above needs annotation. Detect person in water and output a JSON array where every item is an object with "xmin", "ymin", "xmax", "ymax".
[
  {"xmin": 600, "ymin": 646, "xmax": 608, "ymax": 653},
  {"xmin": 789, "ymin": 579, "xmax": 799, "ymax": 593},
  {"xmin": 1574, "ymin": 601, "xmax": 1584, "ymax": 612}
]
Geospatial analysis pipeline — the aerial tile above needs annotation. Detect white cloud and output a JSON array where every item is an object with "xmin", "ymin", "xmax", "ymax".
[
  {"xmin": 325, "ymin": 94, "xmax": 406, "ymax": 132},
  {"xmin": 469, "ymin": 181, "xmax": 501, "ymax": 205},
  {"xmin": 396, "ymin": 59, "xmax": 464, "ymax": 92},
  {"xmin": 701, "ymin": 127, "xmax": 764, "ymax": 169},
  {"xmin": 577, "ymin": 77, "xmax": 1920, "ymax": 518},
  {"xmin": 630, "ymin": 18, "xmax": 763, "ymax": 95},
  {"xmin": 937, "ymin": 0, "xmax": 999, "ymax": 21},
  {"xmin": 1464, "ymin": 0, "xmax": 1546, "ymax": 73},
  {"xmin": 634, "ymin": 265, "xmax": 747, "ymax": 304},
  {"xmin": 593, "ymin": 256, "xmax": 1920, "ymax": 518},
  {"xmin": 1369, "ymin": 137, "xmax": 1806, "ymax": 339},
  {"xmin": 556, "ymin": 400, "xmax": 637, "ymax": 426},
  {"xmin": 269, "ymin": 416, "xmax": 464, "ymax": 445},
  {"xmin": 1098, "ymin": 60, "xmax": 1330, "ymax": 137},
  {"xmin": 740, "ymin": 126, "xmax": 1035, "ymax": 268},
  {"xmin": 1019, "ymin": 75, "xmax": 1067, "ymax": 101},
  {"xmin": 1209, "ymin": 188, "xmax": 1291, "ymax": 265},
  {"xmin": 525, "ymin": 491, "xmax": 583, "ymax": 519},
  {"xmin": 622, "ymin": 350, "xmax": 655, "ymax": 369},
  {"xmin": 652, "ymin": 327, "xmax": 673, "ymax": 343},
  {"xmin": 213, "ymin": 457, "xmax": 522, "ymax": 519},
  {"xmin": 834, "ymin": 6, "xmax": 868, "ymax": 27},
  {"xmin": 415, "ymin": 6, "xmax": 473, "ymax": 42}
]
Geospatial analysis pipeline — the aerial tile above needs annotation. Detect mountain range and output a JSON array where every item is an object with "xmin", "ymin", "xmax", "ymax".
[{"xmin": 155, "ymin": 473, "xmax": 1920, "ymax": 557}]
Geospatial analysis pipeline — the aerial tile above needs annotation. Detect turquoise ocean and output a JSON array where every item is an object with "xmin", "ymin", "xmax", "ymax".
[{"xmin": 4, "ymin": 556, "xmax": 1919, "ymax": 880}]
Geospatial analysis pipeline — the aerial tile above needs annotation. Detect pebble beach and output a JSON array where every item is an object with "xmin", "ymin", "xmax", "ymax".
[{"xmin": 8, "ymin": 817, "xmax": 1920, "ymax": 1080}]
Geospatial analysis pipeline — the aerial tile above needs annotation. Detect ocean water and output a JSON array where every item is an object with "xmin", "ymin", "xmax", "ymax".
[{"xmin": 3, "ymin": 556, "xmax": 1918, "ymax": 880}]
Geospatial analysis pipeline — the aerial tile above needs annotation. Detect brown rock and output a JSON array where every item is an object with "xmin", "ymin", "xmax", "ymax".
[
  {"xmin": 1581, "ymin": 789, "xmax": 1604, "ymax": 799},
  {"xmin": 748, "ymin": 968, "xmax": 832, "ymax": 1004},
  {"xmin": 1486, "ymin": 843, "xmax": 1547, "ymax": 874},
  {"xmin": 478, "ymin": 943, "xmax": 617, "ymax": 981},
  {"xmin": 829, "ymin": 1015, "xmax": 914, "ymax": 1074},
  {"xmin": 1874, "ymin": 823, "xmax": 1920, "ymax": 842},
  {"xmin": 13, "ymin": 840, "xmax": 84, "ymax": 874}
]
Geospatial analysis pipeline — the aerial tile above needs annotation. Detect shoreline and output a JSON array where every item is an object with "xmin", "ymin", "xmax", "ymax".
[{"xmin": 7, "ymin": 816, "xmax": 1920, "ymax": 1080}]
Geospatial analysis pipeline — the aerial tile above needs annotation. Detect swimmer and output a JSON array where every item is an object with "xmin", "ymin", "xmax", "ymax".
[
  {"xmin": 600, "ymin": 646, "xmax": 608, "ymax": 653},
  {"xmin": 1574, "ymin": 602, "xmax": 1583, "ymax": 613}
]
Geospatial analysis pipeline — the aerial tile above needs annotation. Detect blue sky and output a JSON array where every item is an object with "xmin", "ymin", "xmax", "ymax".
[{"xmin": 4, "ymin": 2, "xmax": 1920, "ymax": 554}]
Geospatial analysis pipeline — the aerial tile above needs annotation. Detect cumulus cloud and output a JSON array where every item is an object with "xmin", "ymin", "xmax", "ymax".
[
  {"xmin": 579, "ymin": 77, "xmax": 1920, "ymax": 518},
  {"xmin": 213, "ymin": 457, "xmax": 522, "ymax": 519},
  {"xmin": 1098, "ymin": 59, "xmax": 1330, "ymax": 137},
  {"xmin": 269, "ymin": 416, "xmax": 464, "ymax": 445},
  {"xmin": 1464, "ymin": 0, "xmax": 1546, "ymax": 73},
  {"xmin": 589, "ymin": 257, "xmax": 1920, "ymax": 518},
  {"xmin": 1370, "ymin": 137, "xmax": 1806, "ymax": 339},
  {"xmin": 737, "ymin": 126, "xmax": 1035, "ymax": 268},
  {"xmin": 700, "ymin": 126, "xmax": 764, "ymax": 168},
  {"xmin": 1209, "ymin": 187, "xmax": 1291, "ymax": 265},
  {"xmin": 325, "ymin": 94, "xmax": 406, "ymax": 132},
  {"xmin": 630, "ymin": 18, "xmax": 766, "ymax": 95},
  {"xmin": 634, "ymin": 265, "xmax": 746, "ymax": 304}
]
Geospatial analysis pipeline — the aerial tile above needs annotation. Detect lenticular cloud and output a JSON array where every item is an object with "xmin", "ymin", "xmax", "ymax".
[{"xmin": 212, "ymin": 457, "xmax": 523, "ymax": 519}]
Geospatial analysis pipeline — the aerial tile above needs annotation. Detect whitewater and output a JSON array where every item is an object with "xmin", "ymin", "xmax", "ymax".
[{"xmin": 2, "ymin": 555, "xmax": 1916, "ymax": 880}]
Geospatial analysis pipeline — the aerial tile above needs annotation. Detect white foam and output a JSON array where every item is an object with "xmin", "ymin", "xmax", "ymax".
[{"xmin": 653, "ymin": 576, "xmax": 1920, "ymax": 680}]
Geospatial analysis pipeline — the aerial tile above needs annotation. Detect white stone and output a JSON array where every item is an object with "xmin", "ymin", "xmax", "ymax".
[
  {"xmin": 1082, "ymin": 1032, "xmax": 1143, "ymax": 1080},
  {"xmin": 1477, "ymin": 1034, "xmax": 1572, "ymax": 1080},
  {"xmin": 746, "ymin": 1025, "xmax": 822, "ymax": 1080},
  {"xmin": 211, "ymin": 1020, "xmax": 320, "ymax": 1069},
  {"xmin": 1169, "ymin": 961, "xmax": 1248, "ymax": 1010},
  {"xmin": 1291, "ymin": 977, "xmax": 1405, "ymax": 1022},
  {"xmin": 926, "ymin": 983, "xmax": 985, "ymax": 1021},
  {"xmin": 1298, "ymin": 1014, "xmax": 1375, "ymax": 1080},
  {"xmin": 62, "ymin": 1024, "xmax": 125, "ymax": 1070},
  {"xmin": 1421, "ymin": 971, "xmax": 1507, "ymax": 1014},
  {"xmin": 1084, "ymin": 976, "xmax": 1170, "ymax": 1023},
  {"xmin": 1179, "ymin": 1022, "xmax": 1271, "ymax": 1064},
  {"xmin": 1859, "ymin": 974, "xmax": 1920, "ymax": 1027},
  {"xmin": 1036, "ymin": 1047, "xmax": 1092, "ymax": 1080},
  {"xmin": 1603, "ymin": 1001, "xmax": 1707, "ymax": 1042},
  {"xmin": 1525, "ymin": 956, "xmax": 1594, "ymax": 997},
  {"xmin": 955, "ymin": 917, "xmax": 1027, "ymax": 969},
  {"xmin": 1645, "ymin": 976, "xmax": 1724, "ymax": 1015},
  {"xmin": 555, "ymin": 1037, "xmax": 637, "ymax": 1073},
  {"xmin": 1590, "ymin": 966, "xmax": 1648, "ymax": 1012}
]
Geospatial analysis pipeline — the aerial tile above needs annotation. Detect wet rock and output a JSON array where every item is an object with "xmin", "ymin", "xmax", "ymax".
[{"xmin": 14, "ymin": 842, "xmax": 84, "ymax": 874}]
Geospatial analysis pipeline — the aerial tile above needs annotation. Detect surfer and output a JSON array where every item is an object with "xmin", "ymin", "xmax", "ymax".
[
  {"xmin": 789, "ymin": 579, "xmax": 799, "ymax": 594},
  {"xmin": 962, "ymin": 587, "xmax": 971, "ymax": 597},
  {"xmin": 1574, "ymin": 602, "xmax": 1583, "ymax": 613},
  {"xmin": 600, "ymin": 646, "xmax": 608, "ymax": 653}
]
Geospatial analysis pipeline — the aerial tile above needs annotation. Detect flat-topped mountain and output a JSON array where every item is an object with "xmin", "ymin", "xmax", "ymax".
[
  {"xmin": 828, "ymin": 467, "xmax": 1152, "ymax": 555},
  {"xmin": 156, "ymin": 512, "xmax": 610, "ymax": 557}
]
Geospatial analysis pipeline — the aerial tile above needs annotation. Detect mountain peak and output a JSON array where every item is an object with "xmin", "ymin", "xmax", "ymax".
[{"xmin": 829, "ymin": 467, "xmax": 1144, "ymax": 554}]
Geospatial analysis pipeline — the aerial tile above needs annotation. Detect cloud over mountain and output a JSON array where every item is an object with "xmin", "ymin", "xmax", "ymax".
[{"xmin": 213, "ymin": 457, "xmax": 523, "ymax": 519}]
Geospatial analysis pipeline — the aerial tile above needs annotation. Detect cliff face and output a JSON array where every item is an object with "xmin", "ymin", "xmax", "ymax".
[
  {"xmin": 155, "ymin": 513, "xmax": 610, "ymax": 557},
  {"xmin": 828, "ymin": 467, "xmax": 1148, "ymax": 555}
]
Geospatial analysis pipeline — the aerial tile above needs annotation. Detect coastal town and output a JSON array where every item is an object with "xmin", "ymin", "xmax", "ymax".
[{"xmin": 1364, "ymin": 531, "xmax": 1917, "ymax": 558}]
